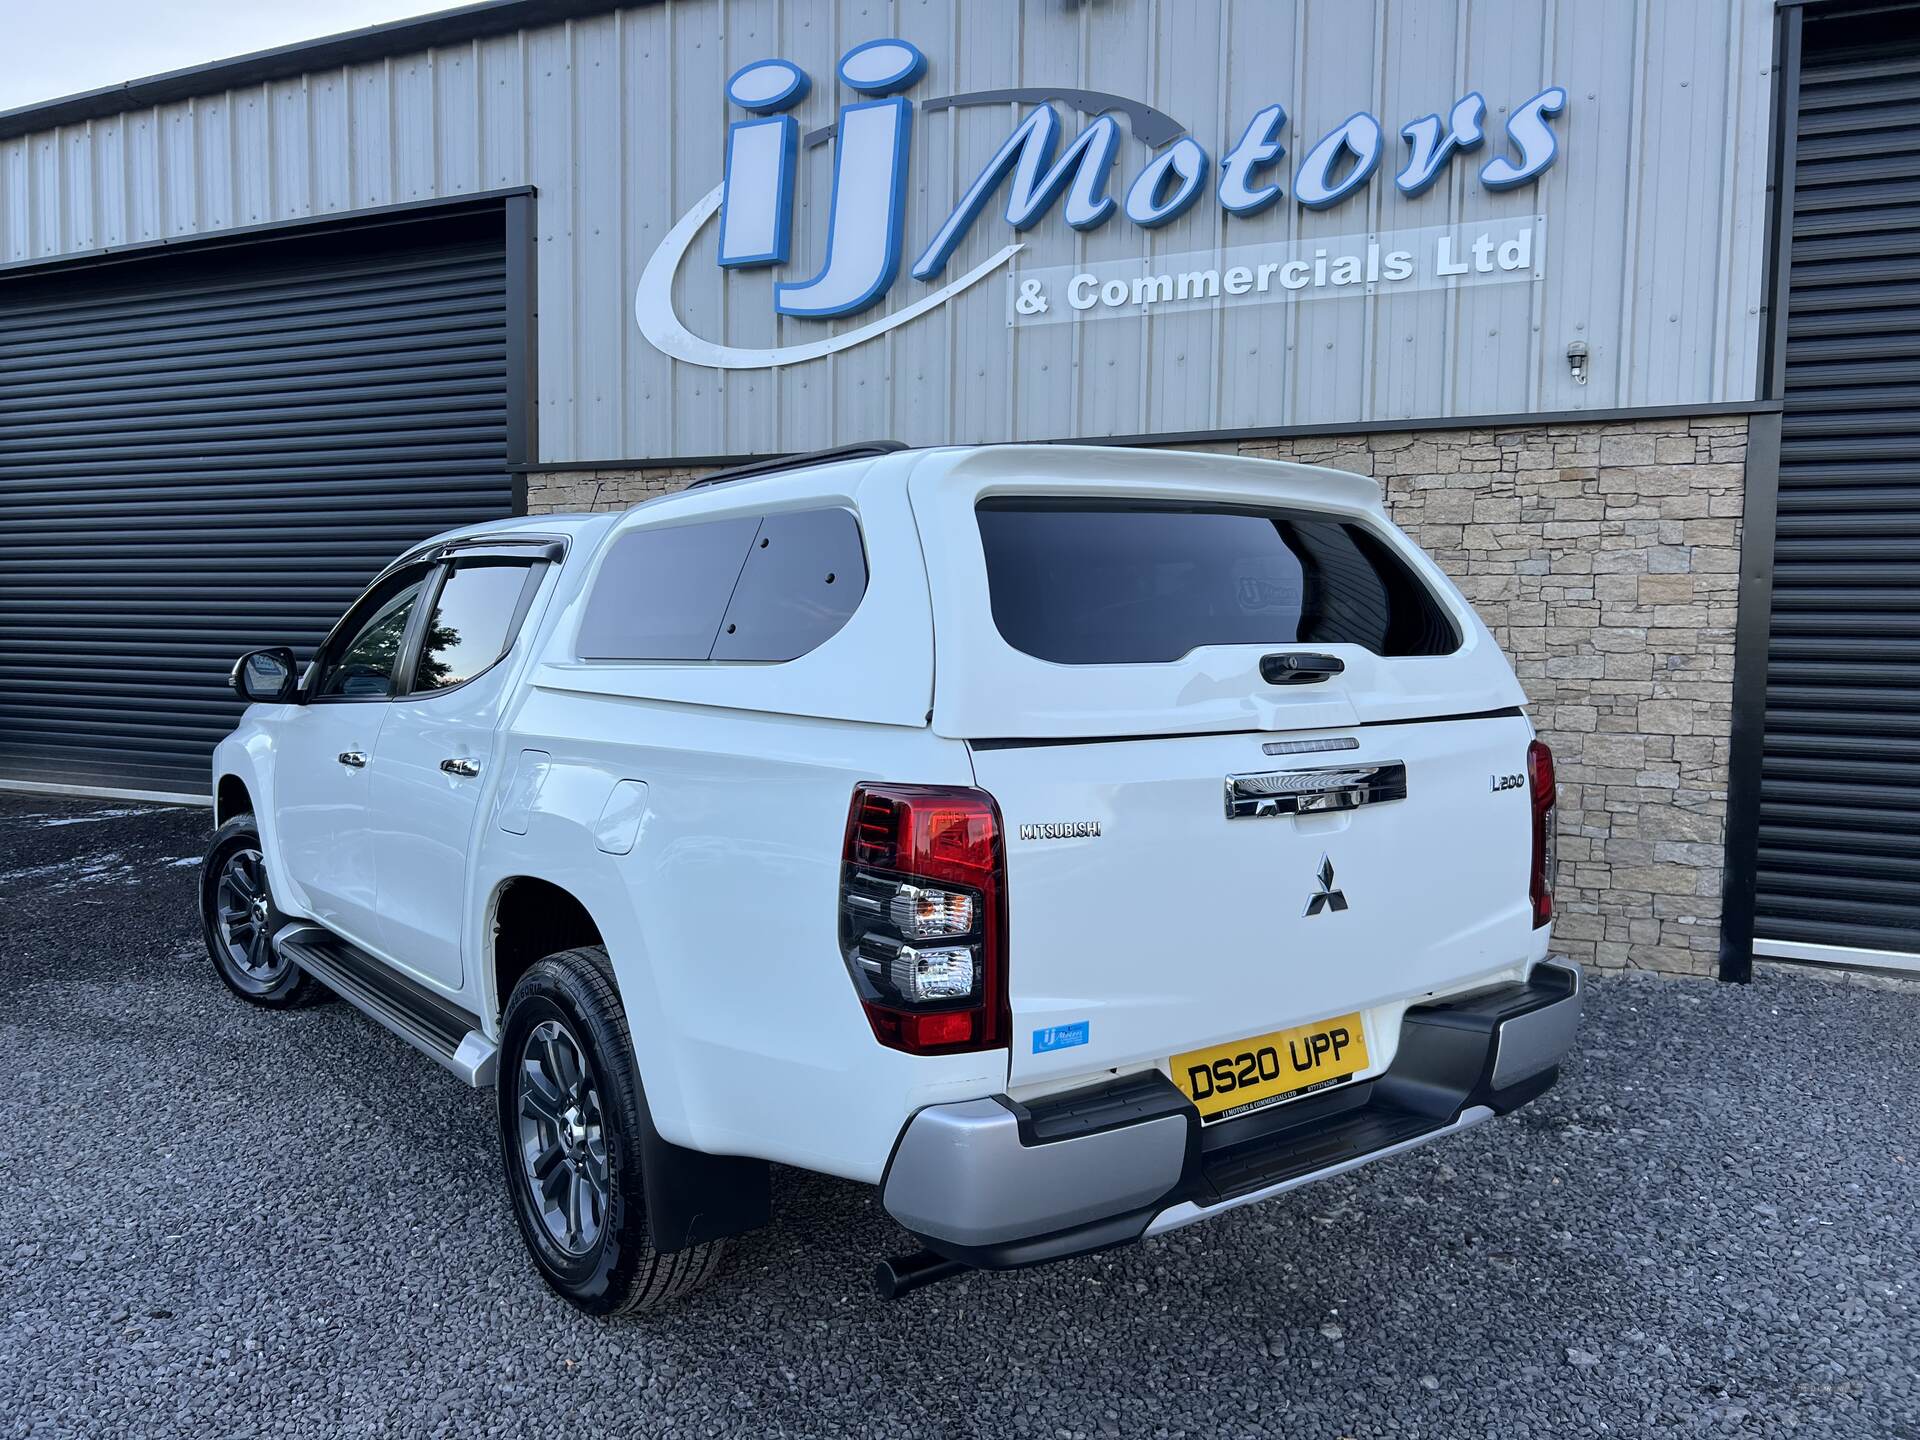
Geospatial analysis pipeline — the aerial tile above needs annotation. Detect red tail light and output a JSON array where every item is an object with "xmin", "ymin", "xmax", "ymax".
[
  {"xmin": 840, "ymin": 784, "xmax": 1008, "ymax": 1055},
  {"xmin": 1528, "ymin": 739, "xmax": 1556, "ymax": 928}
]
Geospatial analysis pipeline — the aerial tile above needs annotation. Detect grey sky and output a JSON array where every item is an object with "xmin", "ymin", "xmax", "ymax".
[{"xmin": 0, "ymin": 0, "xmax": 454, "ymax": 113}]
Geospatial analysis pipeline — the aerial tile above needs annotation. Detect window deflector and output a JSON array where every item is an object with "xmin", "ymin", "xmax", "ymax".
[{"xmin": 396, "ymin": 559, "xmax": 547, "ymax": 701}]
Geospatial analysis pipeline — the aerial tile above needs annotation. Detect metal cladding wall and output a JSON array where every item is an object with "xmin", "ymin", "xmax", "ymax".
[
  {"xmin": 0, "ymin": 0, "xmax": 1775, "ymax": 464},
  {"xmin": 0, "ymin": 209, "xmax": 513, "ymax": 796},
  {"xmin": 1755, "ymin": 13, "xmax": 1920, "ymax": 959}
]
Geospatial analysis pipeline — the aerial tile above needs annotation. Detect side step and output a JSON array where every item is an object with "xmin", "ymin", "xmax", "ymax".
[{"xmin": 274, "ymin": 923, "xmax": 498, "ymax": 1087}]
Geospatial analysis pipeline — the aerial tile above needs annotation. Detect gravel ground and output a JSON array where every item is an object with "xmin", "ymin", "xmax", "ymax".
[{"xmin": 0, "ymin": 792, "xmax": 1914, "ymax": 1439}]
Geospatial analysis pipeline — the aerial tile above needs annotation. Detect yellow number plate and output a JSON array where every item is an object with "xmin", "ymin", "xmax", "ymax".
[{"xmin": 1171, "ymin": 1012, "xmax": 1369, "ymax": 1122}]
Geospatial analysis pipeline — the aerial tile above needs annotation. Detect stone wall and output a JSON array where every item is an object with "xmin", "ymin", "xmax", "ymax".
[
  {"xmin": 526, "ymin": 414, "xmax": 1747, "ymax": 977},
  {"xmin": 1231, "ymin": 419, "xmax": 1746, "ymax": 978}
]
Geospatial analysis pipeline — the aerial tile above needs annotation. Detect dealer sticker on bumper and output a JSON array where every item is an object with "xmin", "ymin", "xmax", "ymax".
[
  {"xmin": 1032, "ymin": 1021, "xmax": 1090, "ymax": 1054},
  {"xmin": 1171, "ymin": 1011, "xmax": 1369, "ymax": 1122}
]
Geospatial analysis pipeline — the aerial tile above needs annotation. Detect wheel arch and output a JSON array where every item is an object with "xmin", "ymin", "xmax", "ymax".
[
  {"xmin": 489, "ymin": 890, "xmax": 772, "ymax": 1255},
  {"xmin": 488, "ymin": 874, "xmax": 605, "ymax": 1021},
  {"xmin": 214, "ymin": 772, "xmax": 254, "ymax": 827}
]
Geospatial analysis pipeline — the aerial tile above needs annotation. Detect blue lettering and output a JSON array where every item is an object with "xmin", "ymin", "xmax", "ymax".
[
  {"xmin": 773, "ymin": 41, "xmax": 924, "ymax": 318},
  {"xmin": 774, "ymin": 94, "xmax": 913, "ymax": 317},
  {"xmin": 912, "ymin": 106, "xmax": 1119, "ymax": 282},
  {"xmin": 718, "ymin": 60, "xmax": 810, "ymax": 268},
  {"xmin": 1481, "ymin": 86, "xmax": 1567, "ymax": 191},
  {"xmin": 705, "ymin": 52, "xmax": 1567, "ymax": 323},
  {"xmin": 1217, "ymin": 103, "xmax": 1288, "ymax": 215},
  {"xmin": 1294, "ymin": 111, "xmax": 1383, "ymax": 210},
  {"xmin": 1125, "ymin": 136, "xmax": 1210, "ymax": 228},
  {"xmin": 719, "ymin": 115, "xmax": 798, "ymax": 267},
  {"xmin": 1395, "ymin": 92, "xmax": 1485, "ymax": 197}
]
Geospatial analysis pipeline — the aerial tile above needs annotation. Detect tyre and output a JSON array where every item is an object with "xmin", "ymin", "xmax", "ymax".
[
  {"xmin": 199, "ymin": 814, "xmax": 323, "ymax": 1008},
  {"xmin": 497, "ymin": 945, "xmax": 728, "ymax": 1314}
]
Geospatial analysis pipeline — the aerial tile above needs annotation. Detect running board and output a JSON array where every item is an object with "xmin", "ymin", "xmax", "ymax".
[{"xmin": 274, "ymin": 923, "xmax": 498, "ymax": 1087}]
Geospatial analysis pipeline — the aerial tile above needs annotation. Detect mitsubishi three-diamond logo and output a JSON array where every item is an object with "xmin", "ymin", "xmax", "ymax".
[{"xmin": 1304, "ymin": 854, "xmax": 1349, "ymax": 917}]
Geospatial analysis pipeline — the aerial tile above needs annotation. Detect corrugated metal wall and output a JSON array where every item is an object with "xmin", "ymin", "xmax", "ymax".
[
  {"xmin": 0, "ymin": 0, "xmax": 1775, "ymax": 462},
  {"xmin": 0, "ymin": 211, "xmax": 513, "ymax": 796},
  {"xmin": 1754, "ymin": 15, "xmax": 1920, "ymax": 959}
]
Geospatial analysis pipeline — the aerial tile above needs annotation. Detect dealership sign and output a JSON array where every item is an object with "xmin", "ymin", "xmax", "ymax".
[
  {"xmin": 1008, "ymin": 218, "xmax": 1542, "ymax": 328},
  {"xmin": 635, "ymin": 39, "xmax": 1565, "ymax": 369}
]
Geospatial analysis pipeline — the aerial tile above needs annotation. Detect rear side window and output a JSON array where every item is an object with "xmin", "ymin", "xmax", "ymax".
[
  {"xmin": 578, "ymin": 509, "xmax": 867, "ymax": 662},
  {"xmin": 975, "ymin": 499, "xmax": 1459, "ymax": 664},
  {"xmin": 710, "ymin": 509, "xmax": 867, "ymax": 661},
  {"xmin": 413, "ymin": 561, "xmax": 538, "ymax": 693}
]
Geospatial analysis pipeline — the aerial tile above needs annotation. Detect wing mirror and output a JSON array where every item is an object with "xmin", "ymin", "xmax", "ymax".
[{"xmin": 231, "ymin": 647, "xmax": 299, "ymax": 703}]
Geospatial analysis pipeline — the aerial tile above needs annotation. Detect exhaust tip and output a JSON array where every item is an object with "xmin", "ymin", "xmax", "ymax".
[{"xmin": 872, "ymin": 1249, "xmax": 969, "ymax": 1300}]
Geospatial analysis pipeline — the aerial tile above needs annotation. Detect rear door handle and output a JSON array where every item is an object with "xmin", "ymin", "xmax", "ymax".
[
  {"xmin": 1260, "ymin": 652, "xmax": 1345, "ymax": 685},
  {"xmin": 440, "ymin": 757, "xmax": 481, "ymax": 778},
  {"xmin": 337, "ymin": 751, "xmax": 367, "ymax": 768},
  {"xmin": 1225, "ymin": 761, "xmax": 1408, "ymax": 819}
]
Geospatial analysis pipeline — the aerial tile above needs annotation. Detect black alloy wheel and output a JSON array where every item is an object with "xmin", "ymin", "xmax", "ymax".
[
  {"xmin": 497, "ymin": 946, "xmax": 729, "ymax": 1314},
  {"xmin": 199, "ymin": 814, "xmax": 321, "ymax": 1007}
]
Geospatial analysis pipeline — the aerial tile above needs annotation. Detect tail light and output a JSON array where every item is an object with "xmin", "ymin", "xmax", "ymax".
[
  {"xmin": 839, "ymin": 784, "xmax": 1008, "ymax": 1054},
  {"xmin": 1528, "ymin": 739, "xmax": 1557, "ymax": 928}
]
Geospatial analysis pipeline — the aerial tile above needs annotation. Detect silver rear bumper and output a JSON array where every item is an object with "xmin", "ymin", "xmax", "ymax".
[{"xmin": 881, "ymin": 959, "xmax": 1582, "ymax": 1268}]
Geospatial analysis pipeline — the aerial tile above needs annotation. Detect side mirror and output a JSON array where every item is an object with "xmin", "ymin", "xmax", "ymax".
[{"xmin": 231, "ymin": 647, "xmax": 298, "ymax": 703}]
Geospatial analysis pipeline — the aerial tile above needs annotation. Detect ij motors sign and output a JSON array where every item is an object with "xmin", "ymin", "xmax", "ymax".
[{"xmin": 635, "ymin": 38, "xmax": 1565, "ymax": 370}]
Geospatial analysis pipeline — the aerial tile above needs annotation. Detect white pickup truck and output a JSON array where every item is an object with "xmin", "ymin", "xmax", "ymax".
[{"xmin": 205, "ymin": 442, "xmax": 1580, "ymax": 1314}]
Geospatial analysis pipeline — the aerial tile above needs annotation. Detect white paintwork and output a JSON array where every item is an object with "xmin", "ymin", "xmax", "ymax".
[
  {"xmin": 979, "ymin": 719, "xmax": 1547, "ymax": 1088},
  {"xmin": 365, "ymin": 563, "xmax": 564, "ymax": 991},
  {"xmin": 592, "ymin": 781, "xmax": 650, "ymax": 856},
  {"xmin": 264, "ymin": 701, "xmax": 388, "ymax": 941},
  {"xmin": 213, "ymin": 446, "xmax": 1553, "ymax": 1191},
  {"xmin": 906, "ymin": 445, "xmax": 1528, "ymax": 740}
]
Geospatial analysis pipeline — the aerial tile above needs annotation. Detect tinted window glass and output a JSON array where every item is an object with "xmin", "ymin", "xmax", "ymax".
[
  {"xmin": 975, "ymin": 499, "xmax": 1459, "ymax": 664},
  {"xmin": 316, "ymin": 578, "xmax": 426, "ymax": 698},
  {"xmin": 710, "ymin": 509, "xmax": 867, "ymax": 661},
  {"xmin": 413, "ymin": 562, "xmax": 535, "ymax": 693},
  {"xmin": 576, "ymin": 516, "xmax": 760, "ymax": 660},
  {"xmin": 578, "ymin": 509, "xmax": 868, "ymax": 662}
]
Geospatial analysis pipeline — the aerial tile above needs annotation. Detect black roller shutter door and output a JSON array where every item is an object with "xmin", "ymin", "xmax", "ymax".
[
  {"xmin": 1756, "ymin": 16, "xmax": 1920, "ymax": 957},
  {"xmin": 0, "ymin": 208, "xmax": 514, "ymax": 798}
]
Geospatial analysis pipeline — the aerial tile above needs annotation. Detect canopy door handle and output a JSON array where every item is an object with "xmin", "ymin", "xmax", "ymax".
[{"xmin": 1260, "ymin": 652, "xmax": 1345, "ymax": 685}]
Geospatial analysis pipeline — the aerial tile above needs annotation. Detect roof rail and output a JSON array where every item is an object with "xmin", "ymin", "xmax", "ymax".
[{"xmin": 683, "ymin": 441, "xmax": 910, "ymax": 490}]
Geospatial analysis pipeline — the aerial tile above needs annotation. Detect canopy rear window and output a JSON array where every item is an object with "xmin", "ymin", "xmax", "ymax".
[{"xmin": 975, "ymin": 498, "xmax": 1459, "ymax": 665}]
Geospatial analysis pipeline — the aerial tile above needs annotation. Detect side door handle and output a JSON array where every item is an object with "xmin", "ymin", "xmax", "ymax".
[
  {"xmin": 440, "ymin": 757, "xmax": 482, "ymax": 778},
  {"xmin": 338, "ymin": 751, "xmax": 368, "ymax": 768}
]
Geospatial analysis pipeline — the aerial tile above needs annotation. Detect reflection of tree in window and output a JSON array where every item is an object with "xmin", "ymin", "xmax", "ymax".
[
  {"xmin": 323, "ymin": 583, "xmax": 422, "ymax": 698},
  {"xmin": 414, "ymin": 617, "xmax": 461, "ymax": 691},
  {"xmin": 413, "ymin": 564, "xmax": 531, "ymax": 692}
]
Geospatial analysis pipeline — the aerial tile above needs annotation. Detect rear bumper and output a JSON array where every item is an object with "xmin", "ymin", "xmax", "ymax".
[{"xmin": 881, "ymin": 958, "xmax": 1581, "ymax": 1269}]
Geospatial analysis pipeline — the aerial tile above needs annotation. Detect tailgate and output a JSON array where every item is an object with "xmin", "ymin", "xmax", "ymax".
[
  {"xmin": 974, "ymin": 715, "xmax": 1541, "ymax": 1083},
  {"xmin": 903, "ymin": 445, "xmax": 1542, "ymax": 1086}
]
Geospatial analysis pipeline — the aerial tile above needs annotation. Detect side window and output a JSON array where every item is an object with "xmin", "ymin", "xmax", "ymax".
[
  {"xmin": 576, "ymin": 516, "xmax": 760, "ymax": 661},
  {"xmin": 576, "ymin": 509, "xmax": 867, "ymax": 662},
  {"xmin": 412, "ymin": 561, "xmax": 538, "ymax": 694},
  {"xmin": 711, "ymin": 509, "xmax": 867, "ymax": 661},
  {"xmin": 314, "ymin": 575, "xmax": 427, "ymax": 699}
]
